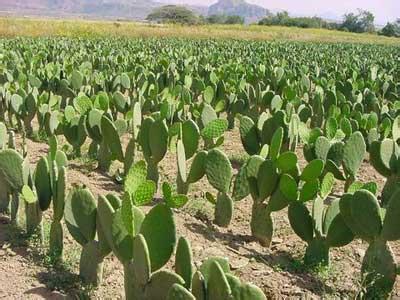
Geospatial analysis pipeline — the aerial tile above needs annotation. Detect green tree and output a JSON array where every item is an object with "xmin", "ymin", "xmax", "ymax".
[
  {"xmin": 225, "ymin": 15, "xmax": 244, "ymax": 24},
  {"xmin": 206, "ymin": 14, "xmax": 228, "ymax": 24},
  {"xmin": 146, "ymin": 5, "xmax": 200, "ymax": 25},
  {"xmin": 341, "ymin": 10, "xmax": 375, "ymax": 33},
  {"xmin": 206, "ymin": 14, "xmax": 244, "ymax": 25},
  {"xmin": 381, "ymin": 19, "xmax": 400, "ymax": 37}
]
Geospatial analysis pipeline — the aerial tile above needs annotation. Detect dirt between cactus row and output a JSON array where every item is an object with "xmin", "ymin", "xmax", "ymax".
[{"xmin": 0, "ymin": 126, "xmax": 399, "ymax": 299}]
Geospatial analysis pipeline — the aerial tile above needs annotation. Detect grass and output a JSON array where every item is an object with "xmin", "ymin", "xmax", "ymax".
[{"xmin": 0, "ymin": 17, "xmax": 399, "ymax": 45}]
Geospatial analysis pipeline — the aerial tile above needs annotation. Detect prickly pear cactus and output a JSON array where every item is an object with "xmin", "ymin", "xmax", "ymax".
[
  {"xmin": 65, "ymin": 186, "xmax": 106, "ymax": 286},
  {"xmin": 0, "ymin": 149, "xmax": 24, "ymax": 225},
  {"xmin": 340, "ymin": 188, "xmax": 400, "ymax": 297},
  {"xmin": 204, "ymin": 149, "xmax": 234, "ymax": 227},
  {"xmin": 138, "ymin": 117, "xmax": 169, "ymax": 186}
]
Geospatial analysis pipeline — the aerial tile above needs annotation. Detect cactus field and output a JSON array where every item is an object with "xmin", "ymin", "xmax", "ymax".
[{"xmin": 0, "ymin": 37, "xmax": 400, "ymax": 299}]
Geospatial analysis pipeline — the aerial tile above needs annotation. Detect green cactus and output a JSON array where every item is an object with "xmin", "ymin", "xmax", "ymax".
[
  {"xmin": 0, "ymin": 149, "xmax": 24, "ymax": 225},
  {"xmin": 162, "ymin": 182, "xmax": 188, "ymax": 209},
  {"xmin": 101, "ymin": 115, "xmax": 124, "ymax": 163},
  {"xmin": 22, "ymin": 185, "xmax": 43, "ymax": 238},
  {"xmin": 0, "ymin": 175, "xmax": 10, "ymax": 213},
  {"xmin": 22, "ymin": 93, "xmax": 37, "ymax": 136},
  {"xmin": 214, "ymin": 192, "xmax": 234, "ymax": 227},
  {"xmin": 340, "ymin": 188, "xmax": 400, "ymax": 297},
  {"xmin": 49, "ymin": 165, "xmax": 67, "ymax": 259},
  {"xmin": 124, "ymin": 161, "xmax": 156, "ymax": 207},
  {"xmin": 288, "ymin": 196, "xmax": 354, "ymax": 267},
  {"xmin": 63, "ymin": 115, "xmax": 87, "ymax": 157},
  {"xmin": 204, "ymin": 149, "xmax": 234, "ymax": 227},
  {"xmin": 369, "ymin": 138, "xmax": 400, "ymax": 205},
  {"xmin": 176, "ymin": 120, "xmax": 200, "ymax": 195},
  {"xmin": 138, "ymin": 117, "xmax": 169, "ymax": 186},
  {"xmin": 34, "ymin": 157, "xmax": 52, "ymax": 211},
  {"xmin": 187, "ymin": 150, "xmax": 207, "ymax": 185},
  {"xmin": 201, "ymin": 118, "xmax": 228, "ymax": 149},
  {"xmin": 175, "ymin": 237, "xmax": 193, "ymax": 289},
  {"xmin": 304, "ymin": 129, "xmax": 366, "ymax": 192},
  {"xmin": 65, "ymin": 186, "xmax": 107, "ymax": 286},
  {"xmin": 0, "ymin": 122, "xmax": 7, "ymax": 149},
  {"xmin": 98, "ymin": 193, "xmax": 177, "ymax": 299},
  {"xmin": 205, "ymin": 149, "xmax": 232, "ymax": 194},
  {"xmin": 239, "ymin": 115, "xmax": 260, "ymax": 155}
]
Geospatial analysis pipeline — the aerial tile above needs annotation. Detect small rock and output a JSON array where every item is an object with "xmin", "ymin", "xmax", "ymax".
[
  {"xmin": 355, "ymin": 248, "xmax": 365, "ymax": 259},
  {"xmin": 6, "ymin": 248, "xmax": 16, "ymax": 256},
  {"xmin": 272, "ymin": 238, "xmax": 283, "ymax": 245}
]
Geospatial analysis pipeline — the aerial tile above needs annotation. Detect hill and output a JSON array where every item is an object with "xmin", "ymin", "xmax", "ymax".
[
  {"xmin": 208, "ymin": 0, "xmax": 268, "ymax": 23},
  {"xmin": 0, "ymin": 0, "xmax": 160, "ymax": 19}
]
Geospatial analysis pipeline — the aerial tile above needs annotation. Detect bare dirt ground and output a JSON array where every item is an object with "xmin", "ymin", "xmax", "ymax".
[{"xmin": 0, "ymin": 126, "xmax": 399, "ymax": 299}]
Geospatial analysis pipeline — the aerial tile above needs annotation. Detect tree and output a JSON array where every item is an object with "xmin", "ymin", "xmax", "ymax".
[
  {"xmin": 146, "ymin": 5, "xmax": 199, "ymax": 25},
  {"xmin": 381, "ymin": 19, "xmax": 400, "ymax": 37},
  {"xmin": 358, "ymin": 10, "xmax": 375, "ymax": 33},
  {"xmin": 205, "ymin": 14, "xmax": 244, "ymax": 25},
  {"xmin": 258, "ymin": 11, "xmax": 328, "ymax": 29},
  {"xmin": 225, "ymin": 15, "xmax": 244, "ymax": 24},
  {"xmin": 341, "ymin": 9, "xmax": 375, "ymax": 33},
  {"xmin": 206, "ymin": 14, "xmax": 227, "ymax": 24}
]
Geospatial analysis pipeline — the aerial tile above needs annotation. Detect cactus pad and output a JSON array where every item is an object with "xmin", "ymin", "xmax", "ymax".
[{"xmin": 205, "ymin": 149, "xmax": 232, "ymax": 193}]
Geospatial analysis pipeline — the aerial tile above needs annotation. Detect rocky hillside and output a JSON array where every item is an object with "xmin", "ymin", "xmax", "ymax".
[
  {"xmin": 208, "ymin": 0, "xmax": 268, "ymax": 23},
  {"xmin": 0, "ymin": 0, "xmax": 268, "ymax": 22},
  {"xmin": 0, "ymin": 0, "xmax": 160, "ymax": 19}
]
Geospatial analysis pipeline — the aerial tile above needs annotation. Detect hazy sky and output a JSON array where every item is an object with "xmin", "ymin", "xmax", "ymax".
[{"xmin": 163, "ymin": 0, "xmax": 399, "ymax": 24}]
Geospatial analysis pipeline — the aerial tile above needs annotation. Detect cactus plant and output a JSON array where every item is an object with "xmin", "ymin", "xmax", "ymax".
[
  {"xmin": 288, "ymin": 194, "xmax": 354, "ymax": 266},
  {"xmin": 302, "ymin": 129, "xmax": 366, "ymax": 191},
  {"xmin": 204, "ymin": 148, "xmax": 234, "ymax": 227},
  {"xmin": 340, "ymin": 189, "xmax": 400, "ymax": 297},
  {"xmin": 124, "ymin": 161, "xmax": 156, "ymax": 207},
  {"xmin": 138, "ymin": 117, "xmax": 169, "ymax": 186},
  {"xmin": 97, "ymin": 191, "xmax": 177, "ymax": 299},
  {"xmin": 175, "ymin": 120, "xmax": 200, "ymax": 195},
  {"xmin": 0, "ymin": 149, "xmax": 24, "ymax": 225},
  {"xmin": 369, "ymin": 138, "xmax": 400, "ymax": 205},
  {"xmin": 65, "ymin": 186, "xmax": 109, "ymax": 285},
  {"xmin": 63, "ymin": 115, "xmax": 87, "ymax": 157},
  {"xmin": 98, "ymin": 189, "xmax": 266, "ymax": 300}
]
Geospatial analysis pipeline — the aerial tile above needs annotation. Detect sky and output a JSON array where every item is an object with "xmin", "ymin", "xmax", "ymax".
[{"xmin": 162, "ymin": 0, "xmax": 399, "ymax": 25}]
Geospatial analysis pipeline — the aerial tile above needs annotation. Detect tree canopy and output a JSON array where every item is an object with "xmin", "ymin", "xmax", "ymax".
[
  {"xmin": 341, "ymin": 10, "xmax": 375, "ymax": 33},
  {"xmin": 380, "ymin": 19, "xmax": 400, "ymax": 38},
  {"xmin": 146, "ymin": 5, "xmax": 199, "ymax": 25}
]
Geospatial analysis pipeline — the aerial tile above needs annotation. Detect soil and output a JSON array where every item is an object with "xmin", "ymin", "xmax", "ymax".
[{"xmin": 0, "ymin": 126, "xmax": 399, "ymax": 299}]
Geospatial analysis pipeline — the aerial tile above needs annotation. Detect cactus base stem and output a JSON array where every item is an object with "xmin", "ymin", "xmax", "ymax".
[
  {"xmin": 10, "ymin": 192, "xmax": 20, "ymax": 227},
  {"xmin": 49, "ymin": 221, "xmax": 63, "ymax": 260},
  {"xmin": 304, "ymin": 239, "xmax": 330, "ymax": 267},
  {"xmin": 250, "ymin": 203, "xmax": 274, "ymax": 247},
  {"xmin": 146, "ymin": 159, "xmax": 159, "ymax": 186},
  {"xmin": 79, "ymin": 241, "xmax": 104, "ymax": 286}
]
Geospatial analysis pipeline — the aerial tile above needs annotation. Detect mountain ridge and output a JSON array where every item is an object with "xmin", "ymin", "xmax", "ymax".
[{"xmin": 0, "ymin": 0, "xmax": 267, "ymax": 22}]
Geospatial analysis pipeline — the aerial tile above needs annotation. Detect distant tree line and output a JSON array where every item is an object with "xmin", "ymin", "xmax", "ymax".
[
  {"xmin": 259, "ymin": 9, "xmax": 400, "ymax": 38},
  {"xmin": 206, "ymin": 14, "xmax": 244, "ymax": 25},
  {"xmin": 259, "ymin": 11, "xmax": 332, "ymax": 29},
  {"xmin": 146, "ymin": 5, "xmax": 399, "ymax": 38}
]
